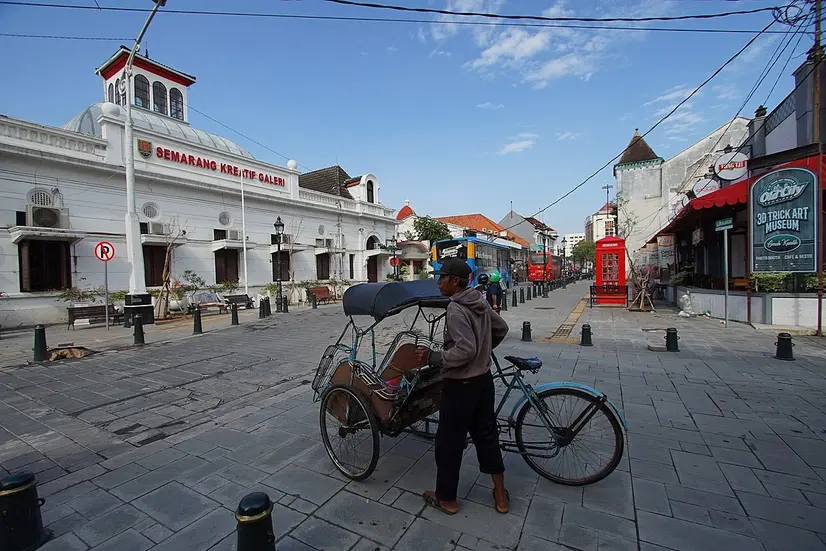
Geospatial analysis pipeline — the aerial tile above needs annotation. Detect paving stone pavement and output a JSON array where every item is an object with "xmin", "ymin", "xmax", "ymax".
[{"xmin": 1, "ymin": 280, "xmax": 826, "ymax": 550}]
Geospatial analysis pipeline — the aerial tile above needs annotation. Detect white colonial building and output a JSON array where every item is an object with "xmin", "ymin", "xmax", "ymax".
[
  {"xmin": 614, "ymin": 122, "xmax": 750, "ymax": 254},
  {"xmin": 0, "ymin": 47, "xmax": 397, "ymax": 327}
]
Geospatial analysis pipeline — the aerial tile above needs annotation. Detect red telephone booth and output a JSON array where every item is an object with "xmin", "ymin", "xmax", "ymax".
[{"xmin": 594, "ymin": 236, "xmax": 627, "ymax": 306}]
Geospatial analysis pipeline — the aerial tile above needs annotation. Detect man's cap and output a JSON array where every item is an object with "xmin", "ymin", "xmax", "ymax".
[{"xmin": 431, "ymin": 258, "xmax": 472, "ymax": 279}]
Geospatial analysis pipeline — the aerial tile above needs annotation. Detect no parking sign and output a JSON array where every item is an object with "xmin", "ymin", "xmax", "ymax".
[{"xmin": 94, "ymin": 241, "xmax": 115, "ymax": 329}]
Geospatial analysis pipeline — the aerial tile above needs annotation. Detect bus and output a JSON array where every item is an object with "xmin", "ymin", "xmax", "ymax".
[
  {"xmin": 431, "ymin": 236, "xmax": 513, "ymax": 287},
  {"xmin": 527, "ymin": 251, "xmax": 561, "ymax": 283}
]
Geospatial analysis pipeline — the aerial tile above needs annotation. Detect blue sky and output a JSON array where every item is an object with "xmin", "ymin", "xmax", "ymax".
[{"xmin": 0, "ymin": 0, "xmax": 813, "ymax": 236}]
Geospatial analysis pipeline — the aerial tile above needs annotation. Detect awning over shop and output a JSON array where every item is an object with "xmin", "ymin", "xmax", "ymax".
[{"xmin": 651, "ymin": 151, "xmax": 826, "ymax": 243}]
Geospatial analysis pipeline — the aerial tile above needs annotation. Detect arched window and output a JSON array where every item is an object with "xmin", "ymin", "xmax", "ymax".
[
  {"xmin": 366, "ymin": 181, "xmax": 375, "ymax": 203},
  {"xmin": 108, "ymin": 83, "xmax": 114, "ymax": 104},
  {"xmin": 115, "ymin": 79, "xmax": 121, "ymax": 105},
  {"xmin": 170, "ymin": 88, "xmax": 184, "ymax": 120},
  {"xmin": 134, "ymin": 75, "xmax": 150, "ymax": 108},
  {"xmin": 152, "ymin": 81, "xmax": 168, "ymax": 115}
]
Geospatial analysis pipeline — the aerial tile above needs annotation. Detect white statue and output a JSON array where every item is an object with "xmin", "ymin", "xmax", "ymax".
[{"xmin": 678, "ymin": 290, "xmax": 695, "ymax": 317}]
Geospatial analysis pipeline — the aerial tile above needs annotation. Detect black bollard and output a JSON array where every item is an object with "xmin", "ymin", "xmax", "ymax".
[
  {"xmin": 193, "ymin": 305, "xmax": 203, "ymax": 335},
  {"xmin": 133, "ymin": 314, "xmax": 145, "ymax": 345},
  {"xmin": 664, "ymin": 327, "xmax": 679, "ymax": 352},
  {"xmin": 258, "ymin": 298, "xmax": 265, "ymax": 319},
  {"xmin": 526, "ymin": 287, "xmax": 532, "ymax": 301},
  {"xmin": 311, "ymin": 292, "xmax": 318, "ymax": 309},
  {"xmin": 519, "ymin": 288, "xmax": 525, "ymax": 304},
  {"xmin": 282, "ymin": 296, "xmax": 289, "ymax": 314},
  {"xmin": 275, "ymin": 295, "xmax": 282, "ymax": 313},
  {"xmin": 32, "ymin": 325, "xmax": 48, "ymax": 363},
  {"xmin": 501, "ymin": 291, "xmax": 507, "ymax": 311},
  {"xmin": 521, "ymin": 321, "xmax": 532, "ymax": 342},
  {"xmin": 235, "ymin": 492, "xmax": 276, "ymax": 551},
  {"xmin": 775, "ymin": 333, "xmax": 794, "ymax": 361},
  {"xmin": 543, "ymin": 283, "xmax": 548, "ymax": 298},
  {"xmin": 261, "ymin": 297, "xmax": 268, "ymax": 317},
  {"xmin": 580, "ymin": 324, "xmax": 593, "ymax": 346},
  {"xmin": 0, "ymin": 472, "xmax": 52, "ymax": 551},
  {"xmin": 512, "ymin": 290, "xmax": 518, "ymax": 308},
  {"xmin": 231, "ymin": 303, "xmax": 239, "ymax": 326}
]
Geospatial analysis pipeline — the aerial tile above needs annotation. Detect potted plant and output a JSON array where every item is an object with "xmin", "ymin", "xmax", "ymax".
[{"xmin": 168, "ymin": 279, "xmax": 190, "ymax": 312}]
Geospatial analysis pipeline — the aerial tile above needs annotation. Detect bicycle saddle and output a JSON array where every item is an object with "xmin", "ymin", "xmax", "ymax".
[{"xmin": 504, "ymin": 356, "xmax": 543, "ymax": 371}]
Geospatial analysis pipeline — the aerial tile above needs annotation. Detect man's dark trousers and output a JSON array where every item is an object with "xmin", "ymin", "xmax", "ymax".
[{"xmin": 435, "ymin": 370, "xmax": 505, "ymax": 501}]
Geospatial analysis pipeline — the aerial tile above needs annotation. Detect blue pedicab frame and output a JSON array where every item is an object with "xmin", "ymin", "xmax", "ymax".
[{"xmin": 312, "ymin": 280, "xmax": 627, "ymax": 485}]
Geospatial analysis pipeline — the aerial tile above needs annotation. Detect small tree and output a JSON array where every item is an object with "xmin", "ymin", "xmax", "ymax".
[
  {"xmin": 413, "ymin": 216, "xmax": 452, "ymax": 243},
  {"xmin": 572, "ymin": 240, "xmax": 596, "ymax": 269},
  {"xmin": 616, "ymin": 194, "xmax": 654, "ymax": 311},
  {"xmin": 154, "ymin": 218, "xmax": 190, "ymax": 319},
  {"xmin": 283, "ymin": 218, "xmax": 304, "ymax": 303}
]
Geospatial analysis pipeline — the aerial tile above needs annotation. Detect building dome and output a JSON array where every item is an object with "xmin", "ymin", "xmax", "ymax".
[{"xmin": 62, "ymin": 102, "xmax": 255, "ymax": 159}]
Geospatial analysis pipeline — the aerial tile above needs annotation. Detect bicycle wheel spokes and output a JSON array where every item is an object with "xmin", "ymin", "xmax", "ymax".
[
  {"xmin": 320, "ymin": 385, "xmax": 379, "ymax": 481},
  {"xmin": 516, "ymin": 388, "xmax": 624, "ymax": 485}
]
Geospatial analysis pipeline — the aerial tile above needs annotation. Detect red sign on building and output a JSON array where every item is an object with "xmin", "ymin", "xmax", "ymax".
[{"xmin": 151, "ymin": 144, "xmax": 287, "ymax": 187}]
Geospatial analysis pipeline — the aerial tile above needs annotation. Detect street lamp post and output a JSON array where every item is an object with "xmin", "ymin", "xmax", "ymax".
[
  {"xmin": 561, "ymin": 237, "xmax": 568, "ymax": 288},
  {"xmin": 122, "ymin": 0, "xmax": 167, "ymax": 327},
  {"xmin": 273, "ymin": 217, "xmax": 284, "ymax": 312},
  {"xmin": 387, "ymin": 235, "xmax": 399, "ymax": 279}
]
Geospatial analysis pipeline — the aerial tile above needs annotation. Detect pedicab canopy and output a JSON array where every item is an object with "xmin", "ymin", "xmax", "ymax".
[{"xmin": 343, "ymin": 280, "xmax": 447, "ymax": 321}]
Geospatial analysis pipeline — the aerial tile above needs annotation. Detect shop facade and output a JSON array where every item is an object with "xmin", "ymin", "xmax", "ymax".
[{"xmin": 0, "ymin": 49, "xmax": 396, "ymax": 328}]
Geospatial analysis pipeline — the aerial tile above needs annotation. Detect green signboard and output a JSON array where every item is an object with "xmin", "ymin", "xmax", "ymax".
[
  {"xmin": 749, "ymin": 167, "xmax": 818, "ymax": 273},
  {"xmin": 715, "ymin": 217, "xmax": 733, "ymax": 232}
]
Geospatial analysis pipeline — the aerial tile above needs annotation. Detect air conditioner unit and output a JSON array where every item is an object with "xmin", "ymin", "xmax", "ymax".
[
  {"xmin": 148, "ymin": 222, "xmax": 167, "ymax": 235},
  {"xmin": 227, "ymin": 230, "xmax": 241, "ymax": 241},
  {"xmin": 26, "ymin": 205, "xmax": 64, "ymax": 228}
]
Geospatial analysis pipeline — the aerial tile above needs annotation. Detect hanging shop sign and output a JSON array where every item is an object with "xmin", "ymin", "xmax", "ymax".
[
  {"xmin": 750, "ymin": 167, "xmax": 818, "ymax": 273},
  {"xmin": 692, "ymin": 178, "xmax": 720, "ymax": 198},
  {"xmin": 714, "ymin": 151, "xmax": 749, "ymax": 181}
]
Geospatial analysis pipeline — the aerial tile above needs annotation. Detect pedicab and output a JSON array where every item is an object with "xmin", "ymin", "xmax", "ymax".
[{"xmin": 312, "ymin": 279, "xmax": 627, "ymax": 485}]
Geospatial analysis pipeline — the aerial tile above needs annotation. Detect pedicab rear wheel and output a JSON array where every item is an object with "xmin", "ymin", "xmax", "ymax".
[{"xmin": 319, "ymin": 384, "xmax": 380, "ymax": 481}]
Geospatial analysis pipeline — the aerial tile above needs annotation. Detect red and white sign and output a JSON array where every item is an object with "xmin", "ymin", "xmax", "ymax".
[
  {"xmin": 692, "ymin": 178, "xmax": 720, "ymax": 198},
  {"xmin": 152, "ymin": 145, "xmax": 287, "ymax": 187},
  {"xmin": 94, "ymin": 241, "xmax": 115, "ymax": 262},
  {"xmin": 389, "ymin": 256, "xmax": 401, "ymax": 268},
  {"xmin": 714, "ymin": 152, "xmax": 749, "ymax": 181}
]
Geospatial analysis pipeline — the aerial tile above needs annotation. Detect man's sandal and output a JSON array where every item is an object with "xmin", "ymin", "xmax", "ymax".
[{"xmin": 422, "ymin": 492, "xmax": 457, "ymax": 515}]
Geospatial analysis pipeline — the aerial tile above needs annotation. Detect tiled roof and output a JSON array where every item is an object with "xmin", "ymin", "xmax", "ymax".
[
  {"xmin": 618, "ymin": 128, "xmax": 659, "ymax": 165},
  {"xmin": 524, "ymin": 216, "xmax": 555, "ymax": 232},
  {"xmin": 598, "ymin": 202, "xmax": 617, "ymax": 215},
  {"xmin": 435, "ymin": 214, "xmax": 530, "ymax": 247},
  {"xmin": 298, "ymin": 165, "xmax": 355, "ymax": 199},
  {"xmin": 396, "ymin": 204, "xmax": 415, "ymax": 220}
]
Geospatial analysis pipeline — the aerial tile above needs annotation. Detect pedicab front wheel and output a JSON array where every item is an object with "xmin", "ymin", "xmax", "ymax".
[{"xmin": 319, "ymin": 384, "xmax": 380, "ymax": 481}]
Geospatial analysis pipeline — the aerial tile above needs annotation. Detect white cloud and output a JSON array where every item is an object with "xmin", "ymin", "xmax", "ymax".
[
  {"xmin": 711, "ymin": 82, "xmax": 738, "ymax": 101},
  {"xmin": 499, "ymin": 132, "xmax": 538, "ymax": 155},
  {"xmin": 449, "ymin": 0, "xmax": 678, "ymax": 88},
  {"xmin": 430, "ymin": 49, "xmax": 452, "ymax": 57},
  {"xmin": 416, "ymin": 27, "xmax": 427, "ymax": 44},
  {"xmin": 556, "ymin": 131, "xmax": 579, "ymax": 141},
  {"xmin": 387, "ymin": 45, "xmax": 399, "ymax": 53},
  {"xmin": 643, "ymin": 84, "xmax": 694, "ymax": 106},
  {"xmin": 477, "ymin": 102, "xmax": 504, "ymax": 109}
]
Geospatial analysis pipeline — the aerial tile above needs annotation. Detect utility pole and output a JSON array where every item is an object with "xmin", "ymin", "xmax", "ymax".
[
  {"xmin": 815, "ymin": 0, "xmax": 824, "ymax": 337},
  {"xmin": 122, "ymin": 0, "xmax": 166, "ymax": 327},
  {"xmin": 602, "ymin": 183, "xmax": 613, "ymax": 210}
]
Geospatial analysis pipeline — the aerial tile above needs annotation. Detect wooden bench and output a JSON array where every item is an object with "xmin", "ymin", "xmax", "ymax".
[
  {"xmin": 589, "ymin": 284, "xmax": 628, "ymax": 307},
  {"xmin": 223, "ymin": 294, "xmax": 254, "ymax": 310},
  {"xmin": 67, "ymin": 304, "xmax": 122, "ymax": 329},
  {"xmin": 308, "ymin": 286, "xmax": 333, "ymax": 304}
]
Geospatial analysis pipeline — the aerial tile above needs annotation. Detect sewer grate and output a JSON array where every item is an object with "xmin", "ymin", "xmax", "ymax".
[
  {"xmin": 534, "ymin": 307, "xmax": 556, "ymax": 310},
  {"xmin": 552, "ymin": 323, "xmax": 575, "ymax": 339}
]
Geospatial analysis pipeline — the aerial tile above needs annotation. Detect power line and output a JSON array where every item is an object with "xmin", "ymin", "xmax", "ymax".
[
  {"xmin": 499, "ymin": 18, "xmax": 778, "ymax": 234},
  {"xmin": 0, "ymin": 1, "xmax": 801, "ymax": 35},
  {"xmin": 323, "ymin": 0, "xmax": 782, "ymax": 23},
  {"xmin": 0, "ymin": 32, "xmax": 129, "ymax": 40},
  {"xmin": 186, "ymin": 104, "xmax": 312, "ymax": 173},
  {"xmin": 635, "ymin": 12, "xmax": 814, "ymax": 237}
]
